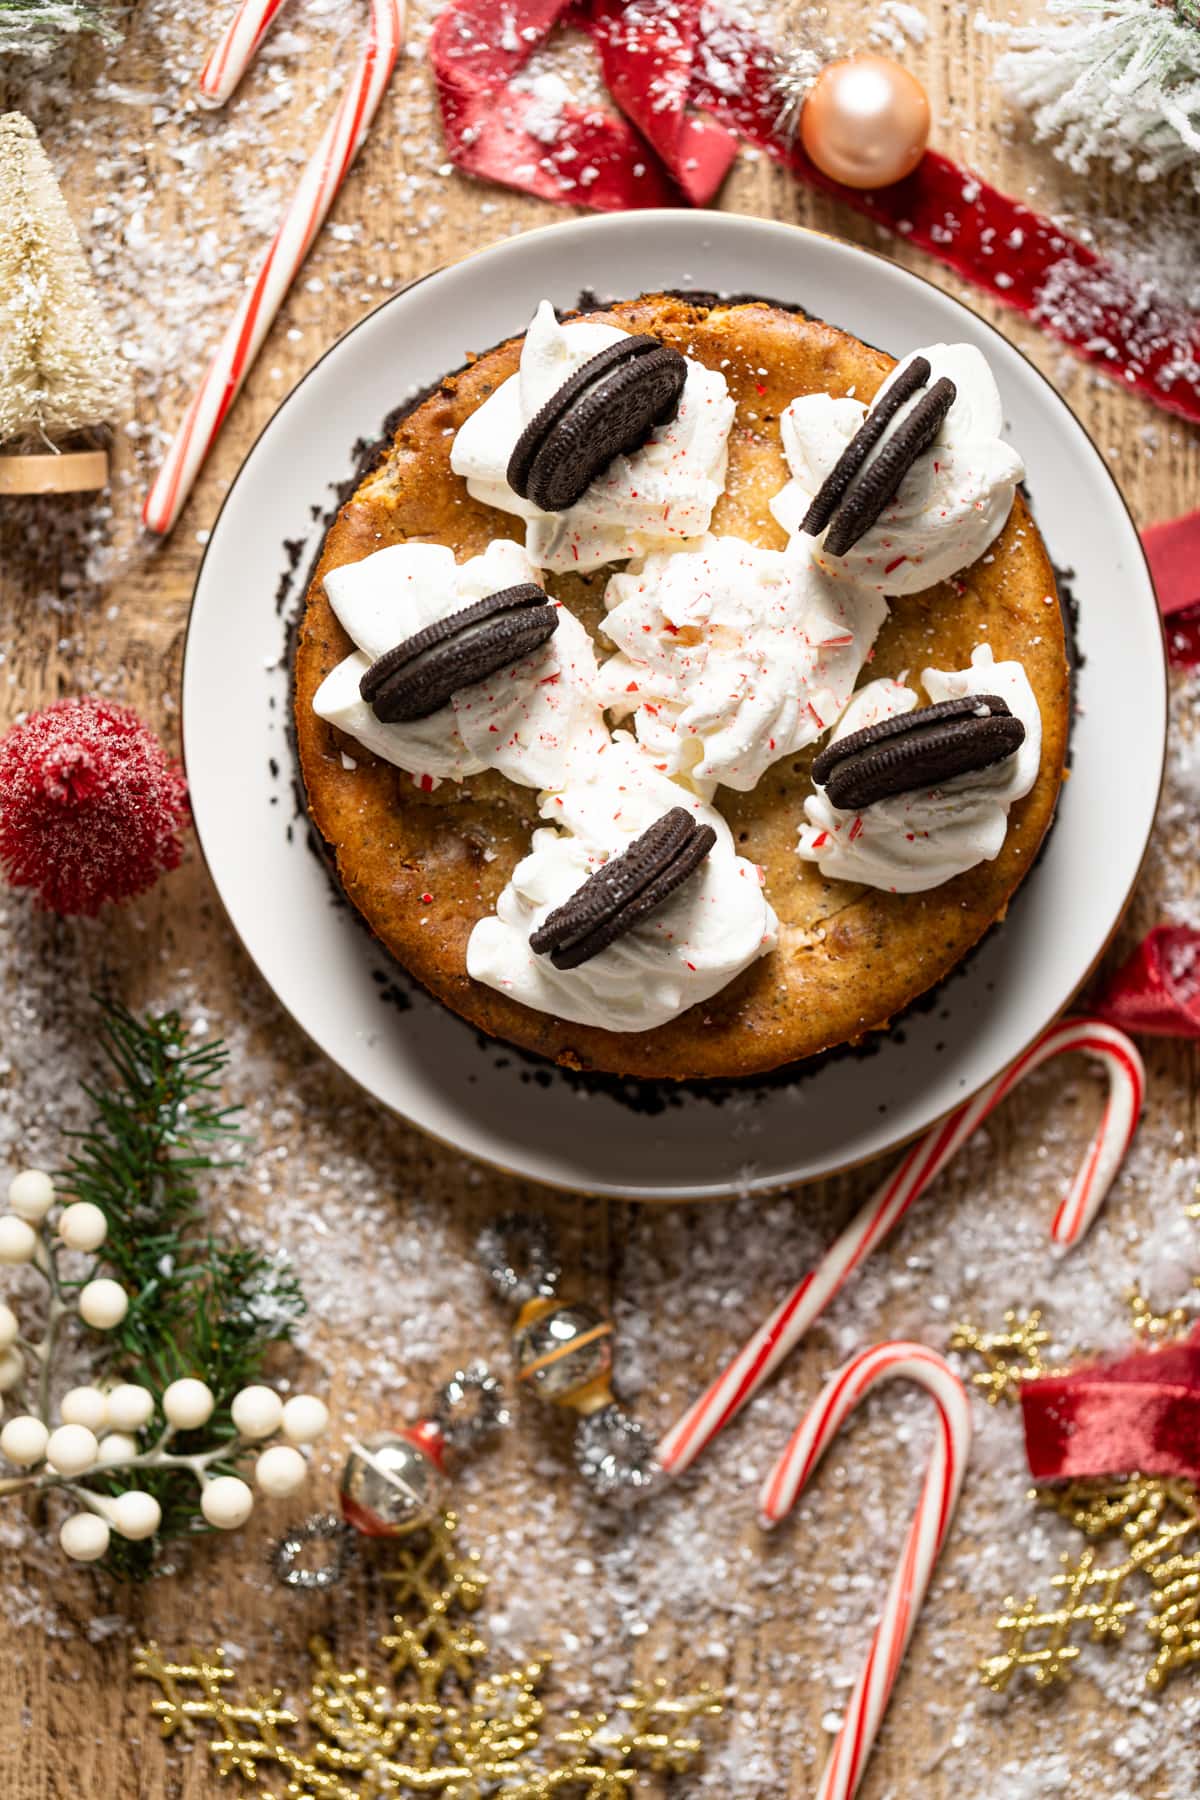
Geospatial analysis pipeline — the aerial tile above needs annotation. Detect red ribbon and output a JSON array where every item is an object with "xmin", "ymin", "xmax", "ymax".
[
  {"xmin": 429, "ymin": 0, "xmax": 740, "ymax": 208},
  {"xmin": 590, "ymin": 0, "xmax": 741, "ymax": 205},
  {"xmin": 1023, "ymin": 1327, "xmax": 1200, "ymax": 1483},
  {"xmin": 1144, "ymin": 507, "xmax": 1200, "ymax": 667},
  {"xmin": 1088, "ymin": 510, "xmax": 1200, "ymax": 1042},
  {"xmin": 1096, "ymin": 926, "xmax": 1200, "ymax": 1041},
  {"xmin": 430, "ymin": 1, "xmax": 688, "ymax": 210},
  {"xmin": 1017, "ymin": 510, "xmax": 1200, "ymax": 1474},
  {"xmin": 430, "ymin": 0, "xmax": 1200, "ymax": 426}
]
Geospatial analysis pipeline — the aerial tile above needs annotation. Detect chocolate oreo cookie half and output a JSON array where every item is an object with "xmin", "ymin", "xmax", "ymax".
[
  {"xmin": 530, "ymin": 806, "xmax": 718, "ymax": 971},
  {"xmin": 507, "ymin": 333, "xmax": 688, "ymax": 515},
  {"xmin": 800, "ymin": 355, "xmax": 931, "ymax": 539},
  {"xmin": 822, "ymin": 376, "xmax": 958, "ymax": 559},
  {"xmin": 811, "ymin": 694, "xmax": 1025, "ymax": 811},
  {"xmin": 360, "ymin": 584, "xmax": 558, "ymax": 724}
]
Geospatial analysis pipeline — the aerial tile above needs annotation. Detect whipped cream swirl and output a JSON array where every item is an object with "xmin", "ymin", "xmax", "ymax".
[
  {"xmin": 797, "ymin": 645, "xmax": 1043, "ymax": 893},
  {"xmin": 449, "ymin": 301, "xmax": 735, "ymax": 575},
  {"xmin": 312, "ymin": 539, "xmax": 606, "ymax": 789},
  {"xmin": 595, "ymin": 534, "xmax": 888, "ymax": 795},
  {"xmin": 770, "ymin": 343, "xmax": 1024, "ymax": 597},
  {"xmin": 466, "ymin": 736, "xmax": 778, "ymax": 1033}
]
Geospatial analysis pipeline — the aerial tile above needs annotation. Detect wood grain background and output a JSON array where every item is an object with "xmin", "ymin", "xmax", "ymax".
[{"xmin": 1, "ymin": 0, "xmax": 1198, "ymax": 1794}]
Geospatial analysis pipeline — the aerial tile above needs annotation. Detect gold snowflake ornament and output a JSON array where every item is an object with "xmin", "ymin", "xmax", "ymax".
[
  {"xmin": 957, "ymin": 1290, "xmax": 1200, "ymax": 1696},
  {"xmin": 949, "ymin": 1308, "xmax": 1052, "ymax": 1405},
  {"xmin": 981, "ymin": 1547, "xmax": 1139, "ymax": 1691},
  {"xmin": 136, "ymin": 1513, "xmax": 720, "ymax": 1798},
  {"xmin": 981, "ymin": 1477, "xmax": 1200, "ymax": 1694},
  {"xmin": 1126, "ymin": 1280, "xmax": 1197, "ymax": 1343}
]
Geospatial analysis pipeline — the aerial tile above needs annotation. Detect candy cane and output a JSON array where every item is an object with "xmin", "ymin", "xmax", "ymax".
[
  {"xmin": 200, "ymin": 0, "xmax": 290, "ymax": 105},
  {"xmin": 143, "ymin": 0, "xmax": 406, "ymax": 536},
  {"xmin": 659, "ymin": 1016, "xmax": 1144, "ymax": 1475},
  {"xmin": 761, "ymin": 1343, "xmax": 971, "ymax": 1800}
]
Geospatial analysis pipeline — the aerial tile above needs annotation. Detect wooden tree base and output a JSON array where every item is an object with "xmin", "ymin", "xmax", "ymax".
[{"xmin": 0, "ymin": 449, "xmax": 109, "ymax": 495}]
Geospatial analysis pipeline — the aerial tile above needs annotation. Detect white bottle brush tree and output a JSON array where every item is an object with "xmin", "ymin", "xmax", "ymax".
[
  {"xmin": 0, "ymin": 112, "xmax": 129, "ymax": 492},
  {"xmin": 0, "ymin": 1002, "xmax": 328, "ymax": 1574},
  {"xmin": 979, "ymin": 0, "xmax": 1200, "ymax": 188}
]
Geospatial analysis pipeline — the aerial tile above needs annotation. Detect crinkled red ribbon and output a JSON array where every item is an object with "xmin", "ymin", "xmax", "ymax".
[
  {"xmin": 1023, "ymin": 1326, "xmax": 1200, "ymax": 1482},
  {"xmin": 1096, "ymin": 926, "xmax": 1200, "ymax": 1041},
  {"xmin": 431, "ymin": 1, "xmax": 693, "ymax": 210},
  {"xmin": 430, "ymin": 0, "xmax": 1200, "ymax": 426},
  {"xmin": 1144, "ymin": 507, "xmax": 1200, "ymax": 667},
  {"xmin": 1092, "ymin": 516, "xmax": 1200, "ymax": 1042}
]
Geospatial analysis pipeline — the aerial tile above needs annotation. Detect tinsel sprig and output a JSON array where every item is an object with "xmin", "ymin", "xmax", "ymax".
[{"xmin": 0, "ymin": 1002, "xmax": 320, "ymax": 1578}]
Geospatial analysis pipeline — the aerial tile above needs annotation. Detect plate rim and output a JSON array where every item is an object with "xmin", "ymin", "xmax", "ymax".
[{"xmin": 181, "ymin": 209, "xmax": 1168, "ymax": 1200}]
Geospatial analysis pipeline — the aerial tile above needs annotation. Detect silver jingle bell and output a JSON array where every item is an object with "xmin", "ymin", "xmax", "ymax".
[{"xmin": 338, "ymin": 1429, "xmax": 448, "ymax": 1538}]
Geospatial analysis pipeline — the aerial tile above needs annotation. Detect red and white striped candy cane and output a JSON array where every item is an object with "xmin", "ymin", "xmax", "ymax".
[
  {"xmin": 760, "ymin": 1342, "xmax": 971, "ymax": 1800},
  {"xmin": 143, "ymin": 0, "xmax": 406, "ymax": 536},
  {"xmin": 200, "ymin": 0, "xmax": 290, "ymax": 105},
  {"xmin": 658, "ymin": 1016, "xmax": 1144, "ymax": 1476}
]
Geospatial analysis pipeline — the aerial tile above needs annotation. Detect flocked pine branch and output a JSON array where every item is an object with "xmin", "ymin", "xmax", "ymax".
[
  {"xmin": 978, "ymin": 0, "xmax": 1200, "ymax": 189},
  {"xmin": 0, "ymin": 0, "xmax": 120, "ymax": 60},
  {"xmin": 0, "ymin": 1003, "xmax": 319, "ymax": 1580}
]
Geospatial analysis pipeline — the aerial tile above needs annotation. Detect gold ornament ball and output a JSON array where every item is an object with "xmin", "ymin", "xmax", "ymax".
[
  {"xmin": 514, "ymin": 1300, "xmax": 614, "ymax": 1408},
  {"xmin": 800, "ymin": 55, "xmax": 930, "ymax": 190}
]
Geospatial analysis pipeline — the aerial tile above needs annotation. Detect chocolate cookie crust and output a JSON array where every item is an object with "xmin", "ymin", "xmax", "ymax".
[{"xmin": 293, "ymin": 294, "xmax": 1070, "ymax": 1080}]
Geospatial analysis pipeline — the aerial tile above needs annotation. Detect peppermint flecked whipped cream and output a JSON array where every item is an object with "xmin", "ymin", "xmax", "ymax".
[
  {"xmin": 770, "ymin": 343, "xmax": 1024, "ymax": 597},
  {"xmin": 466, "ymin": 736, "xmax": 778, "ymax": 1032},
  {"xmin": 312, "ymin": 539, "xmax": 606, "ymax": 789},
  {"xmin": 595, "ymin": 534, "xmax": 888, "ymax": 795},
  {"xmin": 797, "ymin": 646, "xmax": 1043, "ymax": 893},
  {"xmin": 449, "ymin": 302, "xmax": 735, "ymax": 575}
]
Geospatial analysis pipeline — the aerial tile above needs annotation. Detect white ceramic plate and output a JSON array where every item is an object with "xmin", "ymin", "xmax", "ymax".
[{"xmin": 183, "ymin": 210, "xmax": 1166, "ymax": 1200}]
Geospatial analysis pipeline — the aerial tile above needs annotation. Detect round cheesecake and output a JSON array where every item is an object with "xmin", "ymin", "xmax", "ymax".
[{"xmin": 293, "ymin": 294, "xmax": 1069, "ymax": 1080}]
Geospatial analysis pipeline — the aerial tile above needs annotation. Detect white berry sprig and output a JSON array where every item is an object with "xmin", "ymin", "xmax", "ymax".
[{"xmin": 0, "ymin": 1167, "xmax": 328, "ymax": 1565}]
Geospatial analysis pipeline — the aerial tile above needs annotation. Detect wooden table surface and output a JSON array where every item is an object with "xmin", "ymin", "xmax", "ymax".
[{"xmin": 1, "ymin": 2, "xmax": 1199, "ymax": 1795}]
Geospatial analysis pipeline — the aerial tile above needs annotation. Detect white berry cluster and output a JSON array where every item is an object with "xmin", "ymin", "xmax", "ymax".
[
  {"xmin": 0, "ymin": 1169, "xmax": 328, "ymax": 1563},
  {"xmin": 0, "ymin": 1167, "xmax": 123, "ymax": 1381}
]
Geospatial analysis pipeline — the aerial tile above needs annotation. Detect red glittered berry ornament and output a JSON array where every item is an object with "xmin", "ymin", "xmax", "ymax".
[{"xmin": 0, "ymin": 698, "xmax": 189, "ymax": 917}]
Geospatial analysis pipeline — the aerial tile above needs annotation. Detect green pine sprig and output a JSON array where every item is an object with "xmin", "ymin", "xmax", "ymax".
[{"xmin": 59, "ymin": 1003, "xmax": 305, "ymax": 1577}]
